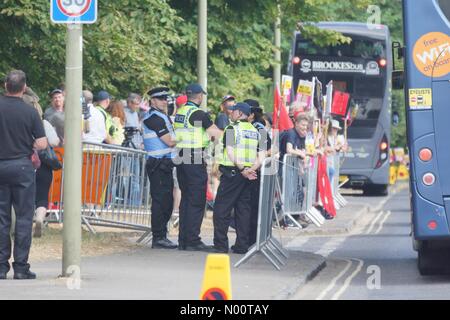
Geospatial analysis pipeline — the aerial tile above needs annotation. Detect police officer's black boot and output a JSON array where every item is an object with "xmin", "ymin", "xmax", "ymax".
[
  {"xmin": 152, "ymin": 237, "xmax": 178, "ymax": 249},
  {"xmin": 14, "ymin": 270, "xmax": 36, "ymax": 280}
]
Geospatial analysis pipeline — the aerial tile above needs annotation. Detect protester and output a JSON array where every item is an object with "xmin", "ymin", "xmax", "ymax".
[
  {"xmin": 107, "ymin": 100, "xmax": 126, "ymax": 146},
  {"xmin": 0, "ymin": 70, "xmax": 47, "ymax": 280},
  {"xmin": 22, "ymin": 88, "xmax": 60, "ymax": 238},
  {"xmin": 44, "ymin": 88, "xmax": 65, "ymax": 146},
  {"xmin": 214, "ymin": 95, "xmax": 235, "ymax": 130},
  {"xmin": 82, "ymin": 90, "xmax": 107, "ymax": 144},
  {"xmin": 124, "ymin": 93, "xmax": 144, "ymax": 149}
]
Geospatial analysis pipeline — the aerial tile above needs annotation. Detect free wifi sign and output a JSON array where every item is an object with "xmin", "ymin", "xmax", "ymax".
[{"xmin": 413, "ymin": 32, "xmax": 450, "ymax": 78}]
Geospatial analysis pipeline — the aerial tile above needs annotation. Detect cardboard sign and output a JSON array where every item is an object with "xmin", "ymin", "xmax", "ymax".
[{"xmin": 331, "ymin": 90, "xmax": 350, "ymax": 117}]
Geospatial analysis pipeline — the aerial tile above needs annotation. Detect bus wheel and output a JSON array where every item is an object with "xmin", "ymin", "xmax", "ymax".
[{"xmin": 418, "ymin": 242, "xmax": 440, "ymax": 276}]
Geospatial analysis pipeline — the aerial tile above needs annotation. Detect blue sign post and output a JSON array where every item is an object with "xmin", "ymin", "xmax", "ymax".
[{"xmin": 51, "ymin": 0, "xmax": 97, "ymax": 24}]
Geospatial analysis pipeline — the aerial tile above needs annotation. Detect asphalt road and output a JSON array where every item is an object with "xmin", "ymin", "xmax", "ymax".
[{"xmin": 291, "ymin": 185, "xmax": 450, "ymax": 300}]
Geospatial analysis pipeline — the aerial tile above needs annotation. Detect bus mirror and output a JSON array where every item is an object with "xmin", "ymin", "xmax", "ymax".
[
  {"xmin": 392, "ymin": 112, "xmax": 400, "ymax": 127},
  {"xmin": 392, "ymin": 70, "xmax": 404, "ymax": 90}
]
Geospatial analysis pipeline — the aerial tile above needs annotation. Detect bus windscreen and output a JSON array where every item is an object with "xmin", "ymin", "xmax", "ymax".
[{"xmin": 296, "ymin": 38, "xmax": 386, "ymax": 59}]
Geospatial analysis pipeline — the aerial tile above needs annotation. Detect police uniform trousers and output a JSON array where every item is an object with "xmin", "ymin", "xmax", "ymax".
[
  {"xmin": 176, "ymin": 150, "xmax": 208, "ymax": 247},
  {"xmin": 0, "ymin": 158, "xmax": 36, "ymax": 274},
  {"xmin": 213, "ymin": 167, "xmax": 252, "ymax": 252},
  {"xmin": 146, "ymin": 158, "xmax": 174, "ymax": 240},
  {"xmin": 248, "ymin": 173, "xmax": 261, "ymax": 247}
]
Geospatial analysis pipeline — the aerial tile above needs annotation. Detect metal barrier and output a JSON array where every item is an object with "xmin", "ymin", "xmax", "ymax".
[
  {"xmin": 47, "ymin": 142, "xmax": 152, "ymax": 238},
  {"xmin": 280, "ymin": 155, "xmax": 324, "ymax": 228},
  {"xmin": 330, "ymin": 153, "xmax": 347, "ymax": 209},
  {"xmin": 235, "ymin": 157, "xmax": 288, "ymax": 270}
]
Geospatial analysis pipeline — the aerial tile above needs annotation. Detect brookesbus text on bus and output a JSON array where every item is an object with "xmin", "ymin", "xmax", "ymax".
[
  {"xmin": 289, "ymin": 22, "xmax": 392, "ymax": 195},
  {"xmin": 401, "ymin": 0, "xmax": 450, "ymax": 275}
]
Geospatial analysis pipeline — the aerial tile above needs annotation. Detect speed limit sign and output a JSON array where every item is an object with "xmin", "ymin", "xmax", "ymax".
[{"xmin": 51, "ymin": 0, "xmax": 97, "ymax": 24}]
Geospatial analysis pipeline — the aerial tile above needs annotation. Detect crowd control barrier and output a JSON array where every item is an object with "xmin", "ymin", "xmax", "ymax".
[
  {"xmin": 47, "ymin": 142, "xmax": 152, "ymax": 238},
  {"xmin": 280, "ymin": 155, "xmax": 324, "ymax": 228},
  {"xmin": 235, "ymin": 157, "xmax": 288, "ymax": 270},
  {"xmin": 330, "ymin": 153, "xmax": 348, "ymax": 209},
  {"xmin": 280, "ymin": 154, "xmax": 306, "ymax": 228}
]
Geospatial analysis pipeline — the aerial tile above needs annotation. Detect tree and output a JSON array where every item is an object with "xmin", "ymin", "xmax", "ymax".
[{"xmin": 0, "ymin": 0, "xmax": 183, "ymax": 103}]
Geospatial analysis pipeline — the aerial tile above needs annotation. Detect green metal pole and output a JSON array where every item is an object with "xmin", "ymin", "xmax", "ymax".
[
  {"xmin": 198, "ymin": 0, "xmax": 207, "ymax": 110},
  {"xmin": 62, "ymin": 24, "xmax": 83, "ymax": 277},
  {"xmin": 273, "ymin": 4, "xmax": 282, "ymax": 90}
]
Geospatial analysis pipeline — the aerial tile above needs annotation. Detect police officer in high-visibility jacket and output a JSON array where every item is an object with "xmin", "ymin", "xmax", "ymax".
[
  {"xmin": 244, "ymin": 99, "xmax": 271, "ymax": 247},
  {"xmin": 143, "ymin": 87, "xmax": 177, "ymax": 249},
  {"xmin": 212, "ymin": 102, "xmax": 265, "ymax": 254},
  {"xmin": 173, "ymin": 84, "xmax": 222, "ymax": 252}
]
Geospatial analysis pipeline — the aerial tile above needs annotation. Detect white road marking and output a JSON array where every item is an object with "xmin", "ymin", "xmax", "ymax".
[
  {"xmin": 316, "ymin": 259, "xmax": 353, "ymax": 300},
  {"xmin": 365, "ymin": 210, "xmax": 386, "ymax": 234},
  {"xmin": 331, "ymin": 258, "xmax": 364, "ymax": 300},
  {"xmin": 314, "ymin": 237, "xmax": 348, "ymax": 257},
  {"xmin": 375, "ymin": 210, "xmax": 392, "ymax": 234}
]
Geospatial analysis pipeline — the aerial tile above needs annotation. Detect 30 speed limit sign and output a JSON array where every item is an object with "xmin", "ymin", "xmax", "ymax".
[{"xmin": 51, "ymin": 0, "xmax": 97, "ymax": 24}]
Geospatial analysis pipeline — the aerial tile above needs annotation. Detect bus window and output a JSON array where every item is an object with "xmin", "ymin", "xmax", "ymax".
[
  {"xmin": 347, "ymin": 98, "xmax": 383, "ymax": 139},
  {"xmin": 296, "ymin": 38, "xmax": 386, "ymax": 59},
  {"xmin": 353, "ymin": 77, "xmax": 384, "ymax": 97},
  {"xmin": 297, "ymin": 40, "xmax": 329, "ymax": 56},
  {"xmin": 438, "ymin": 0, "xmax": 450, "ymax": 22}
]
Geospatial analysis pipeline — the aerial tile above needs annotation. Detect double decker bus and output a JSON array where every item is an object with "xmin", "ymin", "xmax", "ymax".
[
  {"xmin": 401, "ymin": 0, "xmax": 450, "ymax": 275},
  {"xmin": 289, "ymin": 22, "xmax": 392, "ymax": 195}
]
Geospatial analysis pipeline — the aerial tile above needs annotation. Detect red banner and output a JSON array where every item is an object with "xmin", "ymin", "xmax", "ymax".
[{"xmin": 317, "ymin": 155, "xmax": 336, "ymax": 217}]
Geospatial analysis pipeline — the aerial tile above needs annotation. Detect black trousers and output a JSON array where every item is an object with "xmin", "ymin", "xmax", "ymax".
[
  {"xmin": 213, "ymin": 169, "xmax": 251, "ymax": 251},
  {"xmin": 176, "ymin": 162, "xmax": 207, "ymax": 246},
  {"xmin": 146, "ymin": 159, "xmax": 174, "ymax": 239},
  {"xmin": 0, "ymin": 158, "xmax": 36, "ymax": 273},
  {"xmin": 35, "ymin": 164, "xmax": 53, "ymax": 208},
  {"xmin": 248, "ymin": 174, "xmax": 261, "ymax": 247}
]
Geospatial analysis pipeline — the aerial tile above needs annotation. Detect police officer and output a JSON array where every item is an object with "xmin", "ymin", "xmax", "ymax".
[
  {"xmin": 143, "ymin": 87, "xmax": 177, "ymax": 249},
  {"xmin": 244, "ymin": 99, "xmax": 271, "ymax": 246},
  {"xmin": 212, "ymin": 102, "xmax": 264, "ymax": 254},
  {"xmin": 173, "ymin": 84, "xmax": 222, "ymax": 252},
  {"xmin": 0, "ymin": 70, "xmax": 48, "ymax": 279}
]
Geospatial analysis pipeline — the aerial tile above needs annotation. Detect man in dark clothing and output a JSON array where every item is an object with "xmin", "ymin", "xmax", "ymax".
[
  {"xmin": 0, "ymin": 70, "xmax": 48, "ymax": 280},
  {"xmin": 173, "ymin": 84, "xmax": 222, "ymax": 252},
  {"xmin": 215, "ymin": 95, "xmax": 235, "ymax": 130},
  {"xmin": 279, "ymin": 114, "xmax": 308, "ymax": 162},
  {"xmin": 279, "ymin": 114, "xmax": 310, "ymax": 227}
]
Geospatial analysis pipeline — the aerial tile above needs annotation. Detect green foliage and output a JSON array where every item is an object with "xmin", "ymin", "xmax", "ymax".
[
  {"xmin": 0, "ymin": 0, "xmax": 405, "ymax": 134},
  {"xmin": 0, "ymin": 0, "xmax": 182, "ymax": 103}
]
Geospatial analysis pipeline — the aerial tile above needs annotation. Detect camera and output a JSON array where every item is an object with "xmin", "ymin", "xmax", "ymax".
[{"xmin": 122, "ymin": 126, "xmax": 140, "ymax": 149}]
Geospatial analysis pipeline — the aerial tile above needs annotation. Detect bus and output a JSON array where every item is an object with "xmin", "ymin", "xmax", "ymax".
[
  {"xmin": 401, "ymin": 0, "xmax": 450, "ymax": 275},
  {"xmin": 289, "ymin": 22, "xmax": 392, "ymax": 195}
]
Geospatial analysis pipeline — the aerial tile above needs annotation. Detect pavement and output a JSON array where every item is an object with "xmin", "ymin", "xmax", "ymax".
[{"xmin": 0, "ymin": 186, "xmax": 405, "ymax": 300}]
